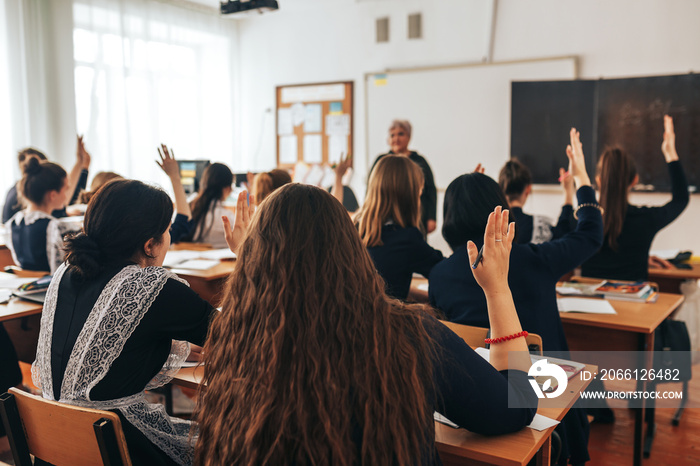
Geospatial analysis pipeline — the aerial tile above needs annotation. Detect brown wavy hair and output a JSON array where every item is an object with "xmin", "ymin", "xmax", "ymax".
[
  {"xmin": 356, "ymin": 155, "xmax": 423, "ymax": 247},
  {"xmin": 194, "ymin": 184, "xmax": 437, "ymax": 465},
  {"xmin": 596, "ymin": 147, "xmax": 637, "ymax": 250},
  {"xmin": 252, "ymin": 168, "xmax": 292, "ymax": 204}
]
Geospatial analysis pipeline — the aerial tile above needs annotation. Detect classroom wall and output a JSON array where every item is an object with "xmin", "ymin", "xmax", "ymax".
[{"xmin": 237, "ymin": 0, "xmax": 700, "ymax": 256}]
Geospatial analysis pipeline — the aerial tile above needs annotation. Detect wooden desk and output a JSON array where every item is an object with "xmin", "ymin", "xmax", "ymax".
[
  {"xmin": 170, "ymin": 261, "xmax": 236, "ymax": 306},
  {"xmin": 0, "ymin": 241, "xmax": 14, "ymax": 269},
  {"xmin": 172, "ymin": 359, "xmax": 596, "ymax": 466},
  {"xmin": 560, "ymin": 292, "xmax": 684, "ymax": 466},
  {"xmin": 0, "ymin": 299, "xmax": 43, "ymax": 322},
  {"xmin": 648, "ymin": 264, "xmax": 700, "ymax": 293}
]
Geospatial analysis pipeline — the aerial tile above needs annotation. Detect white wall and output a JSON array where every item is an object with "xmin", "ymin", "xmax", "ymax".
[{"xmin": 237, "ymin": 0, "xmax": 700, "ymax": 256}]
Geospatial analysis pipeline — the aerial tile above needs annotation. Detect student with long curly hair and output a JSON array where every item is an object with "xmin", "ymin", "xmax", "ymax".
[
  {"xmin": 581, "ymin": 115, "xmax": 689, "ymax": 281},
  {"xmin": 194, "ymin": 184, "xmax": 537, "ymax": 466},
  {"xmin": 355, "ymin": 155, "xmax": 443, "ymax": 300}
]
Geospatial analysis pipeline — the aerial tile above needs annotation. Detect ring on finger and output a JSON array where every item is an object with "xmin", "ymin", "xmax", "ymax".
[{"xmin": 495, "ymin": 239, "xmax": 502, "ymax": 242}]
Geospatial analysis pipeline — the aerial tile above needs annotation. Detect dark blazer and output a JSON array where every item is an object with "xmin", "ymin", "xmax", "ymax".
[{"xmin": 367, "ymin": 224, "xmax": 443, "ymax": 300}]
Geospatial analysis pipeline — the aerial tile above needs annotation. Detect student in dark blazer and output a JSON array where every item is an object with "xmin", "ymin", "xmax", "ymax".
[
  {"xmin": 498, "ymin": 157, "xmax": 576, "ymax": 244},
  {"xmin": 369, "ymin": 120, "xmax": 437, "ymax": 234},
  {"xmin": 429, "ymin": 129, "xmax": 603, "ymax": 466},
  {"xmin": 582, "ymin": 115, "xmax": 689, "ymax": 281},
  {"xmin": 356, "ymin": 155, "xmax": 443, "ymax": 300}
]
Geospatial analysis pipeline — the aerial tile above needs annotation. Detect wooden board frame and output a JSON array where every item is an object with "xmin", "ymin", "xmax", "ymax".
[{"xmin": 276, "ymin": 81, "xmax": 354, "ymax": 170}]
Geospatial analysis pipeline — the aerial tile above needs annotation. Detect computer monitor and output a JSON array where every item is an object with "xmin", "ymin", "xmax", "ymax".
[{"xmin": 178, "ymin": 160, "xmax": 210, "ymax": 194}]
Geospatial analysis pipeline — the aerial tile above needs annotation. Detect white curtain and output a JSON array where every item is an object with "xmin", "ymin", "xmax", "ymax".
[{"xmin": 72, "ymin": 0, "xmax": 240, "ymax": 185}]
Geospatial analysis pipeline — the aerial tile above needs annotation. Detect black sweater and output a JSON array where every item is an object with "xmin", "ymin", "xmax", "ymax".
[{"xmin": 581, "ymin": 161, "xmax": 689, "ymax": 281}]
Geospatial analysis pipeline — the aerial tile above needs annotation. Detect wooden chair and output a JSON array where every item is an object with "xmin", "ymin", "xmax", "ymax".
[
  {"xmin": 3, "ymin": 265, "xmax": 50, "ymax": 279},
  {"xmin": 0, "ymin": 388, "xmax": 131, "ymax": 466},
  {"xmin": 439, "ymin": 320, "xmax": 543, "ymax": 355}
]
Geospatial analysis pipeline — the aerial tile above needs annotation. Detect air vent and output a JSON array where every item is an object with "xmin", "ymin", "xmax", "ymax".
[
  {"xmin": 376, "ymin": 17, "xmax": 389, "ymax": 43},
  {"xmin": 408, "ymin": 13, "xmax": 422, "ymax": 39}
]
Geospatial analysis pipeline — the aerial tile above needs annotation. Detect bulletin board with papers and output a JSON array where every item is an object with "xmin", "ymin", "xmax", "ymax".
[{"xmin": 275, "ymin": 81, "xmax": 353, "ymax": 170}]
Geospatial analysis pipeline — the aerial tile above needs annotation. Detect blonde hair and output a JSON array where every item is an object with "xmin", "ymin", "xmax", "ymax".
[
  {"xmin": 356, "ymin": 155, "xmax": 423, "ymax": 247},
  {"xmin": 78, "ymin": 171, "xmax": 123, "ymax": 204},
  {"xmin": 252, "ymin": 169, "xmax": 292, "ymax": 204}
]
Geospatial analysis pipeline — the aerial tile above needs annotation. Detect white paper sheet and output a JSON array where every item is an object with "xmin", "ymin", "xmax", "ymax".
[
  {"xmin": 303, "ymin": 134, "xmax": 323, "ymax": 164},
  {"xmin": 163, "ymin": 250, "xmax": 202, "ymax": 268},
  {"xmin": 304, "ymin": 103, "xmax": 322, "ymax": 132},
  {"xmin": 557, "ymin": 298, "xmax": 617, "ymax": 314},
  {"xmin": 650, "ymin": 249, "xmax": 681, "ymax": 260},
  {"xmin": 197, "ymin": 248, "xmax": 237, "ymax": 261},
  {"xmin": 0, "ymin": 272, "xmax": 38, "ymax": 290},
  {"xmin": 174, "ymin": 259, "xmax": 220, "ymax": 271},
  {"xmin": 279, "ymin": 135, "xmax": 298, "ymax": 164},
  {"xmin": 291, "ymin": 102, "xmax": 305, "ymax": 126},
  {"xmin": 434, "ymin": 412, "xmax": 560, "ymax": 432},
  {"xmin": 527, "ymin": 414, "xmax": 560, "ymax": 431},
  {"xmin": 277, "ymin": 108, "xmax": 293, "ymax": 135},
  {"xmin": 325, "ymin": 114, "xmax": 350, "ymax": 136},
  {"xmin": 328, "ymin": 135, "xmax": 347, "ymax": 164}
]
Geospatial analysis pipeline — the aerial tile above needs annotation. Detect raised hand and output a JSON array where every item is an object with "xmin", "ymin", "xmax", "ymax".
[
  {"xmin": 661, "ymin": 115, "xmax": 679, "ymax": 162},
  {"xmin": 223, "ymin": 190, "xmax": 255, "ymax": 254},
  {"xmin": 473, "ymin": 163, "xmax": 485, "ymax": 174},
  {"xmin": 333, "ymin": 153, "xmax": 352, "ymax": 177},
  {"xmin": 467, "ymin": 206, "xmax": 514, "ymax": 295},
  {"xmin": 76, "ymin": 135, "xmax": 91, "ymax": 170},
  {"xmin": 565, "ymin": 128, "xmax": 591, "ymax": 188},
  {"xmin": 156, "ymin": 144, "xmax": 180, "ymax": 179},
  {"xmin": 559, "ymin": 167, "xmax": 575, "ymax": 205}
]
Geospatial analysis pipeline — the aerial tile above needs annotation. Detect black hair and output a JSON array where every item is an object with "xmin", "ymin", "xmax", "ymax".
[
  {"xmin": 187, "ymin": 163, "xmax": 234, "ymax": 241},
  {"xmin": 17, "ymin": 158, "xmax": 67, "ymax": 205},
  {"xmin": 498, "ymin": 157, "xmax": 532, "ymax": 201},
  {"xmin": 442, "ymin": 172, "xmax": 516, "ymax": 251},
  {"xmin": 64, "ymin": 179, "xmax": 173, "ymax": 278}
]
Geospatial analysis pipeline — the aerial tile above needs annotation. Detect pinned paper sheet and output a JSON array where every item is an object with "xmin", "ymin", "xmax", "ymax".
[
  {"xmin": 328, "ymin": 135, "xmax": 347, "ymax": 165},
  {"xmin": 326, "ymin": 114, "xmax": 350, "ymax": 137},
  {"xmin": 277, "ymin": 108, "xmax": 293, "ymax": 135},
  {"xmin": 279, "ymin": 135, "xmax": 298, "ymax": 164},
  {"xmin": 303, "ymin": 134, "xmax": 323, "ymax": 164},
  {"xmin": 557, "ymin": 298, "xmax": 617, "ymax": 314},
  {"xmin": 291, "ymin": 102, "xmax": 305, "ymax": 126},
  {"xmin": 304, "ymin": 104, "xmax": 322, "ymax": 132}
]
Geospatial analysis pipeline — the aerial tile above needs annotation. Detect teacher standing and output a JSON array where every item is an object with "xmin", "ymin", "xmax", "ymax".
[{"xmin": 369, "ymin": 120, "xmax": 437, "ymax": 234}]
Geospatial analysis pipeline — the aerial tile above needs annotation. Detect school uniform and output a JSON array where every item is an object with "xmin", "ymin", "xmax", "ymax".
[
  {"xmin": 4, "ymin": 211, "xmax": 79, "ymax": 273},
  {"xmin": 581, "ymin": 160, "xmax": 689, "ymax": 281},
  {"xmin": 370, "ymin": 152, "xmax": 437, "ymax": 232},
  {"xmin": 429, "ymin": 186, "xmax": 603, "ymax": 465},
  {"xmin": 367, "ymin": 224, "xmax": 443, "ymax": 300}
]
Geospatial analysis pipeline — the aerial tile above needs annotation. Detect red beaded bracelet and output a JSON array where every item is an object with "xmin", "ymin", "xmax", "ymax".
[{"xmin": 485, "ymin": 331, "xmax": 528, "ymax": 345}]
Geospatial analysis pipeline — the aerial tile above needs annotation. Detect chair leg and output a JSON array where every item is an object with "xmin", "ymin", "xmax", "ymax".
[
  {"xmin": 0, "ymin": 392, "xmax": 33, "ymax": 466},
  {"xmin": 643, "ymin": 388, "xmax": 656, "ymax": 459},
  {"xmin": 672, "ymin": 381, "xmax": 689, "ymax": 426}
]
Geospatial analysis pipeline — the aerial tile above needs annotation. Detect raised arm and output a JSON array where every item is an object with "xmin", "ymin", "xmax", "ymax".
[
  {"xmin": 330, "ymin": 154, "xmax": 352, "ymax": 210},
  {"xmin": 67, "ymin": 135, "xmax": 91, "ymax": 204},
  {"xmin": 222, "ymin": 190, "xmax": 255, "ymax": 254},
  {"xmin": 156, "ymin": 144, "xmax": 191, "ymax": 219},
  {"xmin": 467, "ymin": 206, "xmax": 530, "ymax": 372},
  {"xmin": 661, "ymin": 115, "xmax": 679, "ymax": 163}
]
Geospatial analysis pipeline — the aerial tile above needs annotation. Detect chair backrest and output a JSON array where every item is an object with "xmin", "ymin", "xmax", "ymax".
[
  {"xmin": 4, "ymin": 265, "xmax": 49, "ymax": 278},
  {"xmin": 0, "ymin": 388, "xmax": 131, "ymax": 466},
  {"xmin": 439, "ymin": 320, "xmax": 543, "ymax": 355}
]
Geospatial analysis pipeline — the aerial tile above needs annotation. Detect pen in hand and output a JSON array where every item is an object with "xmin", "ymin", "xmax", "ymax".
[{"xmin": 471, "ymin": 244, "xmax": 485, "ymax": 269}]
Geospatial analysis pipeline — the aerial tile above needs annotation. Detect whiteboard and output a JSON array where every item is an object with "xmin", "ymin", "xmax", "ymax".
[{"xmin": 365, "ymin": 57, "xmax": 577, "ymax": 189}]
